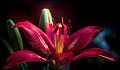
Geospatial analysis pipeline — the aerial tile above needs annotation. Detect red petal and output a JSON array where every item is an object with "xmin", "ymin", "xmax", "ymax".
[
  {"xmin": 3, "ymin": 50, "xmax": 48, "ymax": 70},
  {"xmin": 64, "ymin": 26, "xmax": 103, "ymax": 54},
  {"xmin": 74, "ymin": 48, "xmax": 116, "ymax": 62},
  {"xmin": 59, "ymin": 52, "xmax": 75, "ymax": 61},
  {"xmin": 62, "ymin": 48, "xmax": 116, "ymax": 68},
  {"xmin": 45, "ymin": 23, "xmax": 55, "ymax": 41},
  {"xmin": 11, "ymin": 21, "xmax": 55, "ymax": 55},
  {"xmin": 49, "ymin": 52, "xmax": 75, "ymax": 61}
]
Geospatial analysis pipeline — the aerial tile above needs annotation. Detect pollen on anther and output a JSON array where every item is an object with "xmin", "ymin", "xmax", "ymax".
[{"xmin": 58, "ymin": 24, "xmax": 62, "ymax": 27}]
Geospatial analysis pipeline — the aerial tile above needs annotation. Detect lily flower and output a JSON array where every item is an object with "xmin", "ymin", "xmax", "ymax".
[{"xmin": 3, "ymin": 18, "xmax": 116, "ymax": 70}]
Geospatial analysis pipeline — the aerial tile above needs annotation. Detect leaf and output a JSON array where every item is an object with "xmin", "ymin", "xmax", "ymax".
[
  {"xmin": 6, "ymin": 19, "xmax": 23, "ymax": 50},
  {"xmin": 39, "ymin": 8, "xmax": 53, "ymax": 31},
  {"xmin": 0, "ymin": 37, "xmax": 14, "ymax": 54}
]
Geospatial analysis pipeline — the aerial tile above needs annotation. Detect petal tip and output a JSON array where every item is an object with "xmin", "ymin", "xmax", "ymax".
[
  {"xmin": 97, "ymin": 53, "xmax": 117, "ymax": 62},
  {"xmin": 98, "ymin": 27, "xmax": 104, "ymax": 32},
  {"xmin": 92, "ymin": 26, "xmax": 104, "ymax": 32}
]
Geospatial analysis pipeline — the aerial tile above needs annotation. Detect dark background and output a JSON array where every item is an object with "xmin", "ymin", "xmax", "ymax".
[{"xmin": 0, "ymin": 0, "xmax": 119, "ymax": 70}]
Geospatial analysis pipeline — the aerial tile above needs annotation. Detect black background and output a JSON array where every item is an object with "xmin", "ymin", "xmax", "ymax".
[{"xmin": 0, "ymin": 0, "xmax": 119, "ymax": 70}]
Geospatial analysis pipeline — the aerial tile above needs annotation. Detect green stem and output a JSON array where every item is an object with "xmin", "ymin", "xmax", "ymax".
[
  {"xmin": 20, "ymin": 64, "xmax": 25, "ymax": 70},
  {"xmin": 47, "ymin": 63, "xmax": 50, "ymax": 70}
]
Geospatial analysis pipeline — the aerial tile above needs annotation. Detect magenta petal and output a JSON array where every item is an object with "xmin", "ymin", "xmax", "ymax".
[
  {"xmin": 74, "ymin": 48, "xmax": 116, "ymax": 62},
  {"xmin": 50, "ymin": 52, "xmax": 75, "ymax": 61},
  {"xmin": 62, "ymin": 48, "xmax": 116, "ymax": 68},
  {"xmin": 60, "ymin": 52, "xmax": 75, "ymax": 61},
  {"xmin": 3, "ymin": 50, "xmax": 48, "ymax": 70},
  {"xmin": 45, "ymin": 23, "xmax": 55, "ymax": 41},
  {"xmin": 64, "ymin": 26, "xmax": 103, "ymax": 54},
  {"xmin": 11, "ymin": 21, "xmax": 55, "ymax": 55}
]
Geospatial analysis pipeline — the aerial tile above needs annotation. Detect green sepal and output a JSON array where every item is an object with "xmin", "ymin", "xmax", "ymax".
[
  {"xmin": 39, "ymin": 8, "xmax": 53, "ymax": 31},
  {"xmin": 43, "ymin": 64, "xmax": 50, "ymax": 70},
  {"xmin": 0, "ymin": 37, "xmax": 14, "ymax": 54},
  {"xmin": 0, "ymin": 37, "xmax": 28, "ymax": 70},
  {"xmin": 6, "ymin": 19, "xmax": 23, "ymax": 51}
]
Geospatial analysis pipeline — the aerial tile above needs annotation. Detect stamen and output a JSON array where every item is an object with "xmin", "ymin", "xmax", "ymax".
[
  {"xmin": 61, "ymin": 17, "xmax": 64, "ymax": 35},
  {"xmin": 53, "ymin": 26, "xmax": 59, "ymax": 34},
  {"xmin": 67, "ymin": 20, "xmax": 72, "ymax": 35},
  {"xmin": 68, "ymin": 26, "xmax": 72, "ymax": 35},
  {"xmin": 61, "ymin": 17, "xmax": 64, "ymax": 25},
  {"xmin": 52, "ymin": 18, "xmax": 72, "ymax": 53},
  {"xmin": 52, "ymin": 18, "xmax": 56, "ymax": 28},
  {"xmin": 67, "ymin": 20, "xmax": 71, "ymax": 28}
]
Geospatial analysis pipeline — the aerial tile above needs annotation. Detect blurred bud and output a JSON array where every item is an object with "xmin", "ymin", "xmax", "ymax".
[{"xmin": 39, "ymin": 8, "xmax": 53, "ymax": 31}]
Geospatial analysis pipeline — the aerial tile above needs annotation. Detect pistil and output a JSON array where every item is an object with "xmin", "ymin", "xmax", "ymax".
[{"xmin": 58, "ymin": 24, "xmax": 62, "ymax": 53}]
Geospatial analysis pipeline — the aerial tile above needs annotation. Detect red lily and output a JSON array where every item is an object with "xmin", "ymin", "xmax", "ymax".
[{"xmin": 3, "ymin": 19, "xmax": 116, "ymax": 70}]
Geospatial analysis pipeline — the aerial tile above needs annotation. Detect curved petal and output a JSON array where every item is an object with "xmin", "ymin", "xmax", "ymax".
[
  {"xmin": 11, "ymin": 21, "xmax": 55, "ymax": 55},
  {"xmin": 64, "ymin": 26, "xmax": 103, "ymax": 54},
  {"xmin": 3, "ymin": 50, "xmax": 48, "ymax": 70},
  {"xmin": 61, "ymin": 48, "xmax": 116, "ymax": 68},
  {"xmin": 74, "ymin": 48, "xmax": 116, "ymax": 61}
]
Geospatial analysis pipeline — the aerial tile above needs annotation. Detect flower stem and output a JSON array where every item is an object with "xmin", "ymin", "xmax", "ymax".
[{"xmin": 47, "ymin": 64, "xmax": 50, "ymax": 70}]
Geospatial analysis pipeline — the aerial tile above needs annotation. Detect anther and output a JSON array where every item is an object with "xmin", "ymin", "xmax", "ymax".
[
  {"xmin": 67, "ymin": 20, "xmax": 71, "ymax": 28},
  {"xmin": 67, "ymin": 20, "xmax": 72, "ymax": 35},
  {"xmin": 52, "ymin": 18, "xmax": 56, "ymax": 28},
  {"xmin": 61, "ymin": 17, "xmax": 64, "ymax": 25},
  {"xmin": 61, "ymin": 17, "xmax": 64, "ymax": 35},
  {"xmin": 68, "ymin": 26, "xmax": 72, "ymax": 35}
]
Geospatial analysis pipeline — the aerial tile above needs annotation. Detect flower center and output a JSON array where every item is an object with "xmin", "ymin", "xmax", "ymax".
[{"xmin": 52, "ymin": 17, "xmax": 72, "ymax": 53}]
